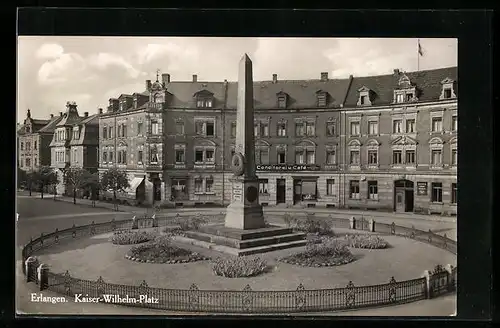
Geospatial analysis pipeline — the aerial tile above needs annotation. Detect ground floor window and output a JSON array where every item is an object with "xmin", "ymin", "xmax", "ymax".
[
  {"xmin": 171, "ymin": 178, "xmax": 188, "ymax": 200},
  {"xmin": 205, "ymin": 177, "xmax": 214, "ymax": 192},
  {"xmin": 294, "ymin": 179, "xmax": 318, "ymax": 202},
  {"xmin": 431, "ymin": 182, "xmax": 443, "ymax": 202},
  {"xmin": 349, "ymin": 180, "xmax": 360, "ymax": 199},
  {"xmin": 451, "ymin": 183, "xmax": 457, "ymax": 204},
  {"xmin": 326, "ymin": 179, "xmax": 335, "ymax": 195},
  {"xmin": 368, "ymin": 180, "xmax": 378, "ymax": 200},
  {"xmin": 259, "ymin": 179, "xmax": 269, "ymax": 194},
  {"xmin": 194, "ymin": 178, "xmax": 203, "ymax": 193}
]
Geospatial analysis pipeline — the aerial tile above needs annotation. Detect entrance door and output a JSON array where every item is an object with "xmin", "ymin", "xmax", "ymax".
[
  {"xmin": 293, "ymin": 180, "xmax": 302, "ymax": 204},
  {"xmin": 405, "ymin": 189, "xmax": 414, "ymax": 212},
  {"xmin": 395, "ymin": 189, "xmax": 405, "ymax": 212},
  {"xmin": 153, "ymin": 179, "xmax": 162, "ymax": 201},
  {"xmin": 276, "ymin": 179, "xmax": 286, "ymax": 204}
]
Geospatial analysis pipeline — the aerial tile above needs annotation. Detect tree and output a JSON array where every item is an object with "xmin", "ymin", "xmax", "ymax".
[
  {"xmin": 82, "ymin": 172, "xmax": 101, "ymax": 207},
  {"xmin": 17, "ymin": 167, "xmax": 27, "ymax": 190},
  {"xmin": 33, "ymin": 166, "xmax": 58, "ymax": 199},
  {"xmin": 100, "ymin": 168, "xmax": 130, "ymax": 211},
  {"xmin": 65, "ymin": 168, "xmax": 93, "ymax": 204},
  {"xmin": 25, "ymin": 171, "xmax": 38, "ymax": 196}
]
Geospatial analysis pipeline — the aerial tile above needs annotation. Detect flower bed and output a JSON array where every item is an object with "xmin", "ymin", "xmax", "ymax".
[
  {"xmin": 286, "ymin": 214, "xmax": 335, "ymax": 236},
  {"xmin": 278, "ymin": 239, "xmax": 355, "ymax": 267},
  {"xmin": 110, "ymin": 230, "xmax": 157, "ymax": 245},
  {"xmin": 125, "ymin": 235, "xmax": 209, "ymax": 264},
  {"xmin": 212, "ymin": 257, "xmax": 269, "ymax": 278},
  {"xmin": 344, "ymin": 234, "xmax": 390, "ymax": 249}
]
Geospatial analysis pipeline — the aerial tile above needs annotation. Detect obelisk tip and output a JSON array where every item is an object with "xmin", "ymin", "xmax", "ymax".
[{"xmin": 241, "ymin": 53, "xmax": 252, "ymax": 63}]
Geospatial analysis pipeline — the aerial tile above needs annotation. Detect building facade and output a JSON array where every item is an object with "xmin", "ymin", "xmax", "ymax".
[
  {"xmin": 100, "ymin": 67, "xmax": 457, "ymax": 216},
  {"xmin": 49, "ymin": 102, "xmax": 100, "ymax": 195},
  {"xmin": 17, "ymin": 109, "xmax": 62, "ymax": 172}
]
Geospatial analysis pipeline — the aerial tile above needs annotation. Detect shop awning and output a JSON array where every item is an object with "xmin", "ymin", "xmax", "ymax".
[{"xmin": 126, "ymin": 178, "xmax": 144, "ymax": 195}]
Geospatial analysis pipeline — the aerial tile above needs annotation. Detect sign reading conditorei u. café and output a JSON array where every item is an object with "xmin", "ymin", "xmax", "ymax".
[
  {"xmin": 417, "ymin": 182, "xmax": 428, "ymax": 196},
  {"xmin": 256, "ymin": 164, "xmax": 321, "ymax": 172}
]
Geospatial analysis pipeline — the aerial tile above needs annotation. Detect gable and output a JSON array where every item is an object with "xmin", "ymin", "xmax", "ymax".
[{"xmin": 391, "ymin": 135, "xmax": 418, "ymax": 146}]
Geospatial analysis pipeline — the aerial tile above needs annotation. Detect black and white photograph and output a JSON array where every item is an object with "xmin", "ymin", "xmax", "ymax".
[{"xmin": 16, "ymin": 36, "xmax": 458, "ymax": 316}]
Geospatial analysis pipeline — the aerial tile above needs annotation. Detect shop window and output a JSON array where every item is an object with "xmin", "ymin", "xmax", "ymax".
[
  {"xmin": 301, "ymin": 180, "xmax": 317, "ymax": 201},
  {"xmin": 431, "ymin": 182, "xmax": 443, "ymax": 203}
]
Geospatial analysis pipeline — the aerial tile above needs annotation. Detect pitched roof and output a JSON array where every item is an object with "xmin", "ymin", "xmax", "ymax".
[
  {"xmin": 344, "ymin": 66, "xmax": 458, "ymax": 107},
  {"xmin": 38, "ymin": 115, "xmax": 64, "ymax": 133},
  {"xmin": 164, "ymin": 81, "xmax": 227, "ymax": 109},
  {"xmin": 77, "ymin": 114, "xmax": 99, "ymax": 125}
]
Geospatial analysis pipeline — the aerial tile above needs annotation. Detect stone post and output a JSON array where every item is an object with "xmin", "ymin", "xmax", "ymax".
[
  {"xmin": 152, "ymin": 213, "xmax": 158, "ymax": 227},
  {"xmin": 422, "ymin": 270, "xmax": 432, "ymax": 299},
  {"xmin": 25, "ymin": 257, "xmax": 38, "ymax": 283},
  {"xmin": 37, "ymin": 263, "xmax": 49, "ymax": 291},
  {"xmin": 131, "ymin": 216, "xmax": 138, "ymax": 229},
  {"xmin": 349, "ymin": 216, "xmax": 356, "ymax": 230},
  {"xmin": 368, "ymin": 219, "xmax": 375, "ymax": 232}
]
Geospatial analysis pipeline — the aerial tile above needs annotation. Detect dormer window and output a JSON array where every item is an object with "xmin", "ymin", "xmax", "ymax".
[
  {"xmin": 316, "ymin": 90, "xmax": 328, "ymax": 107},
  {"xmin": 194, "ymin": 89, "xmax": 214, "ymax": 108},
  {"xmin": 394, "ymin": 73, "xmax": 418, "ymax": 103},
  {"xmin": 276, "ymin": 91, "xmax": 288, "ymax": 108},
  {"xmin": 197, "ymin": 99, "xmax": 213, "ymax": 108},
  {"xmin": 357, "ymin": 86, "xmax": 372, "ymax": 106},
  {"xmin": 439, "ymin": 78, "xmax": 457, "ymax": 100}
]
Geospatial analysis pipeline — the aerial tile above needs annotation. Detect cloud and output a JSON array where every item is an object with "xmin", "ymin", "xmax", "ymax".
[
  {"xmin": 88, "ymin": 53, "xmax": 141, "ymax": 78},
  {"xmin": 35, "ymin": 43, "xmax": 64, "ymax": 59},
  {"xmin": 135, "ymin": 43, "xmax": 200, "ymax": 72},
  {"xmin": 37, "ymin": 53, "xmax": 86, "ymax": 85},
  {"xmin": 103, "ymin": 82, "xmax": 146, "ymax": 101}
]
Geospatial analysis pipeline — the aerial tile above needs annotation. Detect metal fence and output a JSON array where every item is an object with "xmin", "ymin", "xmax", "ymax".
[{"xmin": 21, "ymin": 214, "xmax": 457, "ymax": 314}]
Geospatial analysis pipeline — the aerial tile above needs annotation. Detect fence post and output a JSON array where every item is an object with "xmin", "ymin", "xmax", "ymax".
[
  {"xmin": 445, "ymin": 264, "xmax": 455, "ymax": 291},
  {"xmin": 132, "ymin": 216, "xmax": 138, "ymax": 229},
  {"xmin": 25, "ymin": 257, "xmax": 38, "ymax": 283},
  {"xmin": 422, "ymin": 270, "xmax": 432, "ymax": 299},
  {"xmin": 37, "ymin": 264, "xmax": 49, "ymax": 291},
  {"xmin": 349, "ymin": 216, "xmax": 356, "ymax": 230},
  {"xmin": 368, "ymin": 219, "xmax": 375, "ymax": 232}
]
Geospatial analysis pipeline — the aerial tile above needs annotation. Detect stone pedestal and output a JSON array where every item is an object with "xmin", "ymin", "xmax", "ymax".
[{"xmin": 224, "ymin": 177, "xmax": 265, "ymax": 230}]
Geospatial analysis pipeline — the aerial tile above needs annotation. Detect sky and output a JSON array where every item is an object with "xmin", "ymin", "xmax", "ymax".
[{"xmin": 17, "ymin": 37, "xmax": 457, "ymax": 123}]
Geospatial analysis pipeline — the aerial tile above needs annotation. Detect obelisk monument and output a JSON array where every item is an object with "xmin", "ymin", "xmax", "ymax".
[{"xmin": 224, "ymin": 54, "xmax": 266, "ymax": 230}]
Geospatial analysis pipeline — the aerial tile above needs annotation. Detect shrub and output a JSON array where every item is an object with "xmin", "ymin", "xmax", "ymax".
[
  {"xmin": 344, "ymin": 234, "xmax": 390, "ymax": 249},
  {"xmin": 279, "ymin": 239, "xmax": 355, "ymax": 267},
  {"xmin": 110, "ymin": 231, "xmax": 156, "ymax": 245},
  {"xmin": 127, "ymin": 234, "xmax": 205, "ymax": 263},
  {"xmin": 212, "ymin": 257, "xmax": 268, "ymax": 278},
  {"xmin": 175, "ymin": 215, "xmax": 209, "ymax": 231},
  {"xmin": 293, "ymin": 216, "xmax": 334, "ymax": 236}
]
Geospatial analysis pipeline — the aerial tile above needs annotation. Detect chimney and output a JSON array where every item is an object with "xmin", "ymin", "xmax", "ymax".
[
  {"xmin": 146, "ymin": 79, "xmax": 152, "ymax": 91},
  {"xmin": 98, "ymin": 108, "xmax": 103, "ymax": 114},
  {"xmin": 192, "ymin": 74, "xmax": 198, "ymax": 82},
  {"xmin": 59, "ymin": 112, "xmax": 63, "ymax": 117},
  {"xmin": 394, "ymin": 69, "xmax": 400, "ymax": 75},
  {"xmin": 50, "ymin": 114, "xmax": 54, "ymax": 119},
  {"xmin": 321, "ymin": 72, "xmax": 329, "ymax": 81},
  {"xmin": 84, "ymin": 112, "xmax": 89, "ymax": 117},
  {"xmin": 162, "ymin": 73, "xmax": 171, "ymax": 84},
  {"xmin": 272, "ymin": 74, "xmax": 278, "ymax": 83}
]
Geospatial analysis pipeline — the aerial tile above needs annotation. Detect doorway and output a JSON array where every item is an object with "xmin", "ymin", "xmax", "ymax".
[
  {"xmin": 394, "ymin": 179, "xmax": 414, "ymax": 212},
  {"xmin": 276, "ymin": 179, "xmax": 286, "ymax": 204},
  {"xmin": 293, "ymin": 180, "xmax": 302, "ymax": 204},
  {"xmin": 153, "ymin": 178, "xmax": 162, "ymax": 201}
]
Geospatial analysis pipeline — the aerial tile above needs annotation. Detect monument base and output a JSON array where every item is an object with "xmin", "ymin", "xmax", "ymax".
[
  {"xmin": 224, "ymin": 202, "xmax": 266, "ymax": 230},
  {"xmin": 177, "ymin": 224, "xmax": 307, "ymax": 256}
]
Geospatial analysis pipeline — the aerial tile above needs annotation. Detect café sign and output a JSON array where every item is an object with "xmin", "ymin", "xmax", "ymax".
[
  {"xmin": 417, "ymin": 182, "xmax": 428, "ymax": 196},
  {"xmin": 256, "ymin": 164, "xmax": 321, "ymax": 172}
]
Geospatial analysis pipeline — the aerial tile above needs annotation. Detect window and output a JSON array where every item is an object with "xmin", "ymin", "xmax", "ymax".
[
  {"xmin": 396, "ymin": 93, "xmax": 404, "ymax": 103},
  {"xmin": 196, "ymin": 98, "xmax": 213, "ymax": 108},
  {"xmin": 295, "ymin": 150, "xmax": 304, "ymax": 164},
  {"xmin": 195, "ymin": 120, "xmax": 215, "ymax": 137},
  {"xmin": 277, "ymin": 150, "xmax": 286, "ymax": 164},
  {"xmin": 137, "ymin": 150, "xmax": 143, "ymax": 164},
  {"xmin": 26, "ymin": 126, "xmax": 31, "ymax": 133},
  {"xmin": 256, "ymin": 149, "xmax": 269, "ymax": 165},
  {"xmin": 205, "ymin": 149, "xmax": 214, "ymax": 162},
  {"xmin": 431, "ymin": 149, "xmax": 442, "ymax": 165},
  {"xmin": 349, "ymin": 181, "xmax": 360, "ymax": 199},
  {"xmin": 452, "ymin": 115, "xmax": 457, "ymax": 131},
  {"xmin": 318, "ymin": 94, "xmax": 327, "ymax": 107},
  {"xmin": 122, "ymin": 150, "xmax": 127, "ymax": 164},
  {"xmin": 20, "ymin": 142, "xmax": 23, "ymax": 151},
  {"xmin": 393, "ymin": 150, "xmax": 402, "ymax": 164},
  {"xmin": 406, "ymin": 93, "xmax": 413, "ymax": 102},
  {"xmin": 451, "ymin": 149, "xmax": 457, "ymax": 166},
  {"xmin": 451, "ymin": 183, "xmax": 457, "ymax": 204},
  {"xmin": 368, "ymin": 181, "xmax": 378, "ymax": 200},
  {"xmin": 34, "ymin": 157, "xmax": 37, "ymax": 166},
  {"xmin": 350, "ymin": 150, "xmax": 360, "ymax": 165},
  {"xmin": 444, "ymin": 88, "xmax": 452, "ymax": 99},
  {"xmin": 405, "ymin": 150, "xmax": 416, "ymax": 164},
  {"xmin": 260, "ymin": 123, "xmax": 269, "ymax": 137},
  {"xmin": 326, "ymin": 150, "xmax": 336, "ymax": 164},
  {"xmin": 306, "ymin": 122, "xmax": 315, "ymax": 136},
  {"xmin": 406, "ymin": 119, "xmax": 416, "ymax": 133},
  {"xmin": 278, "ymin": 96, "xmax": 287, "ymax": 108},
  {"xmin": 295, "ymin": 123, "xmax": 305, "ymax": 137},
  {"xmin": 431, "ymin": 182, "xmax": 443, "ymax": 202},
  {"xmin": 259, "ymin": 179, "xmax": 269, "ymax": 194},
  {"xmin": 102, "ymin": 151, "xmax": 107, "ymax": 163},
  {"xmin": 393, "ymin": 119, "xmax": 403, "ymax": 133},
  {"xmin": 350, "ymin": 121, "xmax": 360, "ymax": 136},
  {"xmin": 26, "ymin": 142, "xmax": 31, "ymax": 151},
  {"xmin": 195, "ymin": 148, "xmax": 214, "ymax": 163},
  {"xmin": 109, "ymin": 151, "xmax": 114, "ymax": 163},
  {"xmin": 306, "ymin": 150, "xmax": 315, "ymax": 164},
  {"xmin": 117, "ymin": 125, "xmax": 122, "ymax": 137},
  {"xmin": 137, "ymin": 122, "xmax": 143, "ymax": 135},
  {"xmin": 326, "ymin": 122, "xmax": 335, "ymax": 136},
  {"xmin": 175, "ymin": 149, "xmax": 185, "ymax": 163},
  {"xmin": 368, "ymin": 150, "xmax": 378, "ymax": 164},
  {"xmin": 230, "ymin": 122, "xmax": 237, "ymax": 138},
  {"xmin": 254, "ymin": 124, "xmax": 259, "ymax": 137},
  {"xmin": 277, "ymin": 123, "xmax": 287, "ymax": 136},
  {"xmin": 368, "ymin": 121, "xmax": 378, "ymax": 135},
  {"xmin": 26, "ymin": 158, "xmax": 30, "ymax": 167},
  {"xmin": 122, "ymin": 124, "xmax": 127, "ymax": 137},
  {"xmin": 360, "ymin": 95, "xmax": 367, "ymax": 105},
  {"xmin": 194, "ymin": 178, "xmax": 203, "ymax": 193},
  {"xmin": 195, "ymin": 150, "xmax": 204, "ymax": 163},
  {"xmin": 431, "ymin": 117, "xmax": 443, "ymax": 132},
  {"xmin": 205, "ymin": 178, "xmax": 214, "ymax": 192},
  {"xmin": 151, "ymin": 120, "xmax": 159, "ymax": 135},
  {"xmin": 175, "ymin": 122, "xmax": 184, "ymax": 135},
  {"xmin": 326, "ymin": 179, "xmax": 335, "ymax": 195},
  {"xmin": 74, "ymin": 149, "xmax": 78, "ymax": 163},
  {"xmin": 34, "ymin": 141, "xmax": 37, "ymax": 150}
]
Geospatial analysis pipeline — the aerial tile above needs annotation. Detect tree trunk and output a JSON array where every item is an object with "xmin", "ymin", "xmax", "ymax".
[
  {"xmin": 113, "ymin": 191, "xmax": 117, "ymax": 211},
  {"xmin": 53, "ymin": 186, "xmax": 57, "ymax": 200},
  {"xmin": 41, "ymin": 185, "xmax": 44, "ymax": 199},
  {"xmin": 29, "ymin": 182, "xmax": 32, "ymax": 196},
  {"xmin": 73, "ymin": 189, "xmax": 76, "ymax": 204}
]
